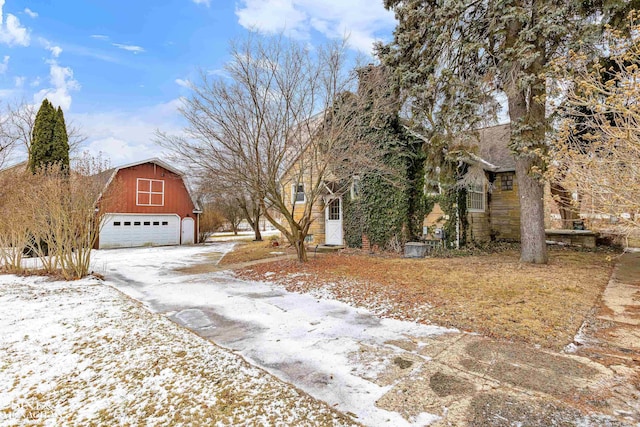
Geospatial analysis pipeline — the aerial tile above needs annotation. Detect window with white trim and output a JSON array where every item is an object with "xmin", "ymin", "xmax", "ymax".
[
  {"xmin": 466, "ymin": 183, "xmax": 485, "ymax": 212},
  {"xmin": 292, "ymin": 184, "xmax": 305, "ymax": 203},
  {"xmin": 137, "ymin": 178, "xmax": 165, "ymax": 206}
]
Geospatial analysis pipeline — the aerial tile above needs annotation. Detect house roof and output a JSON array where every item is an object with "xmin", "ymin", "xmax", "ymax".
[
  {"xmin": 98, "ymin": 158, "xmax": 201, "ymax": 212},
  {"xmin": 474, "ymin": 124, "xmax": 515, "ymax": 172}
]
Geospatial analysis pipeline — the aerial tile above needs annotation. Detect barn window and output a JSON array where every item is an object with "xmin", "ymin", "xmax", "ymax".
[
  {"xmin": 124, "ymin": 221, "xmax": 131, "ymax": 226},
  {"xmin": 137, "ymin": 178, "xmax": 165, "ymax": 206},
  {"xmin": 113, "ymin": 222, "xmax": 121, "ymax": 226},
  {"xmin": 501, "ymin": 173, "xmax": 514, "ymax": 191},
  {"xmin": 162, "ymin": 221, "xmax": 168, "ymax": 226},
  {"xmin": 466, "ymin": 184, "xmax": 485, "ymax": 212},
  {"xmin": 134, "ymin": 221, "xmax": 141, "ymax": 226},
  {"xmin": 291, "ymin": 183, "xmax": 305, "ymax": 203},
  {"xmin": 143, "ymin": 221, "xmax": 151, "ymax": 226},
  {"xmin": 153, "ymin": 221, "xmax": 160, "ymax": 226}
]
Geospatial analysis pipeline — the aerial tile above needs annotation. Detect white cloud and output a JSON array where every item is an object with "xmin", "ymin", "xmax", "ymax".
[
  {"xmin": 14, "ymin": 75, "xmax": 24, "ymax": 87},
  {"xmin": 40, "ymin": 37, "xmax": 62, "ymax": 57},
  {"xmin": 0, "ymin": 54, "xmax": 8, "ymax": 73},
  {"xmin": 0, "ymin": 0, "xmax": 31, "ymax": 46},
  {"xmin": 235, "ymin": 0, "xmax": 396, "ymax": 53},
  {"xmin": 90, "ymin": 34, "xmax": 109, "ymax": 41},
  {"xmin": 24, "ymin": 8, "xmax": 37, "ymax": 18},
  {"xmin": 112, "ymin": 43, "xmax": 144, "ymax": 54},
  {"xmin": 192, "ymin": 0, "xmax": 211, "ymax": 6},
  {"xmin": 34, "ymin": 61, "xmax": 80, "ymax": 111},
  {"xmin": 30, "ymin": 76, "xmax": 41, "ymax": 87},
  {"xmin": 72, "ymin": 99, "xmax": 185, "ymax": 166},
  {"xmin": 175, "ymin": 78, "xmax": 191, "ymax": 88}
]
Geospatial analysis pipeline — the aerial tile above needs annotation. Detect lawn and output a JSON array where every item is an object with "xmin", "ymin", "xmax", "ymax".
[
  {"xmin": 236, "ymin": 247, "xmax": 617, "ymax": 350},
  {"xmin": 217, "ymin": 240, "xmax": 293, "ymax": 266}
]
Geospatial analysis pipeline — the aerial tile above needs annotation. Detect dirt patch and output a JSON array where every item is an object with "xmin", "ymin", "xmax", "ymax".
[{"xmin": 236, "ymin": 247, "xmax": 616, "ymax": 350}]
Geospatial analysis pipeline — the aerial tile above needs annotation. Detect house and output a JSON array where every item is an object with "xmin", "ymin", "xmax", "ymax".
[
  {"xmin": 424, "ymin": 124, "xmax": 521, "ymax": 245},
  {"xmin": 95, "ymin": 159, "xmax": 201, "ymax": 249},
  {"xmin": 279, "ymin": 156, "xmax": 345, "ymax": 247}
]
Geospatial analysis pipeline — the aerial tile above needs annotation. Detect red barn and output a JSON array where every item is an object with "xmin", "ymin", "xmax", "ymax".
[{"xmin": 95, "ymin": 159, "xmax": 201, "ymax": 249}]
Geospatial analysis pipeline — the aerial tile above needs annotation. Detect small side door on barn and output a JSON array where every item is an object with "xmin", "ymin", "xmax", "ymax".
[
  {"xmin": 181, "ymin": 217, "xmax": 195, "ymax": 245},
  {"xmin": 324, "ymin": 196, "xmax": 343, "ymax": 245}
]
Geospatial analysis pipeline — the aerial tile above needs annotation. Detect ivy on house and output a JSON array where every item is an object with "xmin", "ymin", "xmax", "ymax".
[{"xmin": 341, "ymin": 65, "xmax": 426, "ymax": 250}]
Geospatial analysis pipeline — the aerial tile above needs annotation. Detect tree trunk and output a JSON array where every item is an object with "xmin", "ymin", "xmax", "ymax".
[
  {"xmin": 294, "ymin": 235, "xmax": 308, "ymax": 262},
  {"xmin": 515, "ymin": 156, "xmax": 548, "ymax": 264},
  {"xmin": 550, "ymin": 181, "xmax": 580, "ymax": 229},
  {"xmin": 504, "ymin": 12, "xmax": 548, "ymax": 264}
]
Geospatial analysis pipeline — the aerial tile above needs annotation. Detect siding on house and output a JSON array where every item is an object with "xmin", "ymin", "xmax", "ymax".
[
  {"xmin": 280, "ymin": 164, "xmax": 328, "ymax": 245},
  {"xmin": 489, "ymin": 172, "xmax": 521, "ymax": 240}
]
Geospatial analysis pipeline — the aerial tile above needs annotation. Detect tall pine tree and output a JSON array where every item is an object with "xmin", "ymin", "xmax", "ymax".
[{"xmin": 29, "ymin": 99, "xmax": 70, "ymax": 173}]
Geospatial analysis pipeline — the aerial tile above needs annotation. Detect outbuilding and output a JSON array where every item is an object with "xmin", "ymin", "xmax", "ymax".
[{"xmin": 95, "ymin": 159, "xmax": 201, "ymax": 249}]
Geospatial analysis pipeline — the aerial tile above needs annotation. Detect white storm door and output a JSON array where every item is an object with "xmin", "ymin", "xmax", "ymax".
[{"xmin": 325, "ymin": 197, "xmax": 343, "ymax": 245}]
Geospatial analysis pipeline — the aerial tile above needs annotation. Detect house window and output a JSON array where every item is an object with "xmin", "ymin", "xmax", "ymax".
[
  {"xmin": 143, "ymin": 221, "xmax": 151, "ymax": 226},
  {"xmin": 137, "ymin": 178, "xmax": 165, "ymax": 206},
  {"xmin": 327, "ymin": 198, "xmax": 340, "ymax": 220},
  {"xmin": 466, "ymin": 184, "xmax": 485, "ymax": 212},
  {"xmin": 124, "ymin": 221, "xmax": 131, "ymax": 226},
  {"xmin": 501, "ymin": 173, "xmax": 514, "ymax": 191},
  {"xmin": 350, "ymin": 176, "xmax": 361, "ymax": 200},
  {"xmin": 133, "ymin": 221, "xmax": 141, "ymax": 226},
  {"xmin": 153, "ymin": 221, "xmax": 160, "ymax": 226},
  {"xmin": 113, "ymin": 222, "xmax": 121, "ymax": 226},
  {"xmin": 304, "ymin": 234, "xmax": 314, "ymax": 243},
  {"xmin": 292, "ymin": 184, "xmax": 305, "ymax": 203},
  {"xmin": 162, "ymin": 221, "xmax": 168, "ymax": 226}
]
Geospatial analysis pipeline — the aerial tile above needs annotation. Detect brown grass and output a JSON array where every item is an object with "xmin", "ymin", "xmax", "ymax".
[
  {"xmin": 236, "ymin": 247, "xmax": 617, "ymax": 350},
  {"xmin": 218, "ymin": 240, "xmax": 293, "ymax": 266}
]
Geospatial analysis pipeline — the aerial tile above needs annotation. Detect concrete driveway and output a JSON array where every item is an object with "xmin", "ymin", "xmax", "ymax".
[{"xmin": 95, "ymin": 244, "xmax": 640, "ymax": 426}]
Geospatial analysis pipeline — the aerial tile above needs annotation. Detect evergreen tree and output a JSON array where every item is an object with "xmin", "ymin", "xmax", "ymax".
[
  {"xmin": 53, "ymin": 106, "xmax": 70, "ymax": 170},
  {"xmin": 378, "ymin": 1, "xmax": 634, "ymax": 264},
  {"xmin": 29, "ymin": 99, "xmax": 56, "ymax": 173}
]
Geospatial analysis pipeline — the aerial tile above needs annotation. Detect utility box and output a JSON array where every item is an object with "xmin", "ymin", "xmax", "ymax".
[{"xmin": 405, "ymin": 242, "xmax": 427, "ymax": 258}]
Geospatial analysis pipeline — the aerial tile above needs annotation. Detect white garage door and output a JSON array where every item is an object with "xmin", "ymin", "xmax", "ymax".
[{"xmin": 99, "ymin": 214, "xmax": 180, "ymax": 249}]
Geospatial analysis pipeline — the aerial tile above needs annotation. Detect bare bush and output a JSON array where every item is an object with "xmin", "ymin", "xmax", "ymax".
[{"xmin": 0, "ymin": 154, "xmax": 117, "ymax": 279}]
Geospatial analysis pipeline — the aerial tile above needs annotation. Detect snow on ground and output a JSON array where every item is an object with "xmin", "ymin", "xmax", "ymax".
[
  {"xmin": 0, "ymin": 262, "xmax": 356, "ymax": 426},
  {"xmin": 89, "ymin": 243, "xmax": 458, "ymax": 427}
]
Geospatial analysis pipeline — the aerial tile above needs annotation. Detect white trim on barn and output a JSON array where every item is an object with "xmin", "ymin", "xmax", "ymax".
[{"xmin": 99, "ymin": 213, "xmax": 180, "ymax": 249}]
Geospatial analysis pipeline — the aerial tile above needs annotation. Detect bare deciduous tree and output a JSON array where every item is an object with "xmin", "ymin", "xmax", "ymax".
[
  {"xmin": 550, "ymin": 16, "xmax": 640, "ymax": 236},
  {"xmin": 158, "ymin": 33, "xmax": 390, "ymax": 261}
]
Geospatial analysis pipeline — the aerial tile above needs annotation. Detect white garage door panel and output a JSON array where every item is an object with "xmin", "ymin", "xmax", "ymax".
[{"xmin": 99, "ymin": 214, "xmax": 180, "ymax": 248}]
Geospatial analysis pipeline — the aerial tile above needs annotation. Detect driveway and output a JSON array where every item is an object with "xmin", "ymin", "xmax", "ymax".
[{"xmin": 94, "ymin": 243, "xmax": 639, "ymax": 426}]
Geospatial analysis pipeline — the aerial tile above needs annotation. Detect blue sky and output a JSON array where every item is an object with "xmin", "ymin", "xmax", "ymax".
[{"xmin": 0, "ymin": 0, "xmax": 396, "ymax": 166}]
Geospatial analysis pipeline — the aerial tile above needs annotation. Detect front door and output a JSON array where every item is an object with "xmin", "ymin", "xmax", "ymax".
[{"xmin": 325, "ymin": 197, "xmax": 343, "ymax": 245}]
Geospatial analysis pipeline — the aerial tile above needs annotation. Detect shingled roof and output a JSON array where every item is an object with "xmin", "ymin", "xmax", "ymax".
[{"xmin": 474, "ymin": 123, "xmax": 515, "ymax": 172}]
